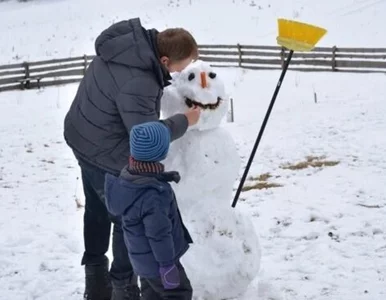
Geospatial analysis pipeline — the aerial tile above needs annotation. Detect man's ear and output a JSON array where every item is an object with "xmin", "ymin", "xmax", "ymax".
[{"xmin": 160, "ymin": 56, "xmax": 170, "ymax": 66}]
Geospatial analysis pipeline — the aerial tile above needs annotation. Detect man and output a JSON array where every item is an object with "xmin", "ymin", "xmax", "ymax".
[{"xmin": 63, "ymin": 17, "xmax": 201, "ymax": 300}]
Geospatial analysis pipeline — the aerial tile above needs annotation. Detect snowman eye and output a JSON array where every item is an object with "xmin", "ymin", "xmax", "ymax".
[
  {"xmin": 188, "ymin": 73, "xmax": 195, "ymax": 81},
  {"xmin": 209, "ymin": 72, "xmax": 217, "ymax": 79}
]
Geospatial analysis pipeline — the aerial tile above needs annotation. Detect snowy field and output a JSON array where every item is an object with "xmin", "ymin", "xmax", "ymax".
[
  {"xmin": 1, "ymin": 0, "xmax": 386, "ymax": 64},
  {"xmin": 1, "ymin": 0, "xmax": 386, "ymax": 299},
  {"xmin": 0, "ymin": 69, "xmax": 385, "ymax": 300}
]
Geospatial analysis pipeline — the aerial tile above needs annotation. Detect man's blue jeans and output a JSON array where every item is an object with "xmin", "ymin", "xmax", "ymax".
[{"xmin": 78, "ymin": 158, "xmax": 135, "ymax": 282}]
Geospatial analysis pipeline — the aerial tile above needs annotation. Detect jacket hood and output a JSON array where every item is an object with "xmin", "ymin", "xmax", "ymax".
[{"xmin": 95, "ymin": 18, "xmax": 158, "ymax": 70}]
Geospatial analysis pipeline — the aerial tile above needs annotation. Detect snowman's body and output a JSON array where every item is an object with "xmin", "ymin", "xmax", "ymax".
[{"xmin": 161, "ymin": 60, "xmax": 261, "ymax": 299}]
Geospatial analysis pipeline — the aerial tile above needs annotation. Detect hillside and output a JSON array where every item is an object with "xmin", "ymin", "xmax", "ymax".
[{"xmin": 1, "ymin": 0, "xmax": 386, "ymax": 64}]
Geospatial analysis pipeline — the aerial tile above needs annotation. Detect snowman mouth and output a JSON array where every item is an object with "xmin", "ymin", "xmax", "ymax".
[{"xmin": 185, "ymin": 97, "xmax": 222, "ymax": 110}]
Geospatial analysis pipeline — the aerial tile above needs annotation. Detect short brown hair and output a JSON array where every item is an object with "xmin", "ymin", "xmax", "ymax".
[{"xmin": 157, "ymin": 28, "xmax": 198, "ymax": 62}]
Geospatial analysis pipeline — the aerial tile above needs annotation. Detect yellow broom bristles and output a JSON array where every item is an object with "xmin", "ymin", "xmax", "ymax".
[{"xmin": 277, "ymin": 18, "xmax": 327, "ymax": 51}]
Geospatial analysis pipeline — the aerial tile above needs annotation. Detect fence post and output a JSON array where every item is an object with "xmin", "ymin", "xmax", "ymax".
[
  {"xmin": 83, "ymin": 55, "xmax": 88, "ymax": 75},
  {"xmin": 280, "ymin": 47, "xmax": 285, "ymax": 69},
  {"xmin": 237, "ymin": 44, "xmax": 242, "ymax": 67},
  {"xmin": 331, "ymin": 46, "xmax": 337, "ymax": 71},
  {"xmin": 227, "ymin": 97, "xmax": 234, "ymax": 123},
  {"xmin": 22, "ymin": 62, "xmax": 30, "ymax": 90}
]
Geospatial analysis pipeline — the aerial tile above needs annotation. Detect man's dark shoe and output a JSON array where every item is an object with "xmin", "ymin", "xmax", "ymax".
[
  {"xmin": 83, "ymin": 262, "xmax": 112, "ymax": 300},
  {"xmin": 111, "ymin": 278, "xmax": 140, "ymax": 300}
]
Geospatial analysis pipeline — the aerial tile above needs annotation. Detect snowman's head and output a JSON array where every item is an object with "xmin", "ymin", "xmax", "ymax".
[{"xmin": 161, "ymin": 60, "xmax": 229, "ymax": 131}]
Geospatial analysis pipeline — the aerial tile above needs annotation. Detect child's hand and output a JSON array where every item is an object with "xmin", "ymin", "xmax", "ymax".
[
  {"xmin": 184, "ymin": 106, "xmax": 201, "ymax": 126},
  {"xmin": 159, "ymin": 264, "xmax": 180, "ymax": 289}
]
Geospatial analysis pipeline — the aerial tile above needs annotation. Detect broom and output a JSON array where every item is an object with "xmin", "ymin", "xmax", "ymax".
[{"xmin": 231, "ymin": 19, "xmax": 327, "ymax": 208}]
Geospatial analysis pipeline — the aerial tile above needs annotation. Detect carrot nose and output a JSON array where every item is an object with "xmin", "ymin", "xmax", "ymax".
[{"xmin": 200, "ymin": 72, "xmax": 207, "ymax": 88}]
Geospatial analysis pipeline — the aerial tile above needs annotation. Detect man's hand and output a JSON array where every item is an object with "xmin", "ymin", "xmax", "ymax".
[{"xmin": 184, "ymin": 106, "xmax": 201, "ymax": 126}]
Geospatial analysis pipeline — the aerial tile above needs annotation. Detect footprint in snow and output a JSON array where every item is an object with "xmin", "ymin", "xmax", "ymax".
[{"xmin": 2, "ymin": 236, "xmax": 34, "ymax": 248}]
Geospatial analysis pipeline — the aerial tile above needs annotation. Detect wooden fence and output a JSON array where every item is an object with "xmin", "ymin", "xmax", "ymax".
[{"xmin": 1, "ymin": 44, "xmax": 386, "ymax": 93}]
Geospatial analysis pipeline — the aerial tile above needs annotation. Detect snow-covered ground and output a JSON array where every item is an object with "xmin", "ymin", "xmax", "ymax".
[
  {"xmin": 1, "ymin": 0, "xmax": 386, "ymax": 299},
  {"xmin": 1, "ymin": 69, "xmax": 385, "ymax": 300}
]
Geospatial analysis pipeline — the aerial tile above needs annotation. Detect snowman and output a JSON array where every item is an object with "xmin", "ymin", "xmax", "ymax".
[{"xmin": 161, "ymin": 60, "xmax": 261, "ymax": 299}]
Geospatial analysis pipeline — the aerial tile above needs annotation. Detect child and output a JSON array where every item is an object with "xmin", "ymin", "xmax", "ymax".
[{"xmin": 105, "ymin": 121, "xmax": 193, "ymax": 300}]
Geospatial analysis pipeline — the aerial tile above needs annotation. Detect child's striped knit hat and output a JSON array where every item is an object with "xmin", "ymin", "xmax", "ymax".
[{"xmin": 130, "ymin": 121, "xmax": 171, "ymax": 162}]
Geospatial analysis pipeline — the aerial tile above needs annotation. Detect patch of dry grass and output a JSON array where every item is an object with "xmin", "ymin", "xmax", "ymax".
[
  {"xmin": 249, "ymin": 172, "xmax": 273, "ymax": 181},
  {"xmin": 242, "ymin": 181, "xmax": 283, "ymax": 192},
  {"xmin": 280, "ymin": 155, "xmax": 340, "ymax": 170},
  {"xmin": 242, "ymin": 172, "xmax": 283, "ymax": 191},
  {"xmin": 240, "ymin": 155, "xmax": 339, "ymax": 192}
]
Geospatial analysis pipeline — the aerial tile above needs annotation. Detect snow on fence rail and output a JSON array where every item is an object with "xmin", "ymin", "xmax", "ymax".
[{"xmin": 1, "ymin": 45, "xmax": 386, "ymax": 92}]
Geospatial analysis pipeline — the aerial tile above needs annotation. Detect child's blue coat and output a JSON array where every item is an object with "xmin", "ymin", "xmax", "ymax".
[{"xmin": 105, "ymin": 168, "xmax": 193, "ymax": 278}]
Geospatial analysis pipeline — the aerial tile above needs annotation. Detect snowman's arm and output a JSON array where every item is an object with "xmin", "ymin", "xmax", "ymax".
[
  {"xmin": 142, "ymin": 196, "xmax": 175, "ymax": 266},
  {"xmin": 116, "ymin": 78, "xmax": 188, "ymax": 141}
]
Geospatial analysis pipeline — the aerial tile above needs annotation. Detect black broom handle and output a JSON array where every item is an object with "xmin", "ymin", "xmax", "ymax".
[{"xmin": 231, "ymin": 50, "xmax": 294, "ymax": 208}]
